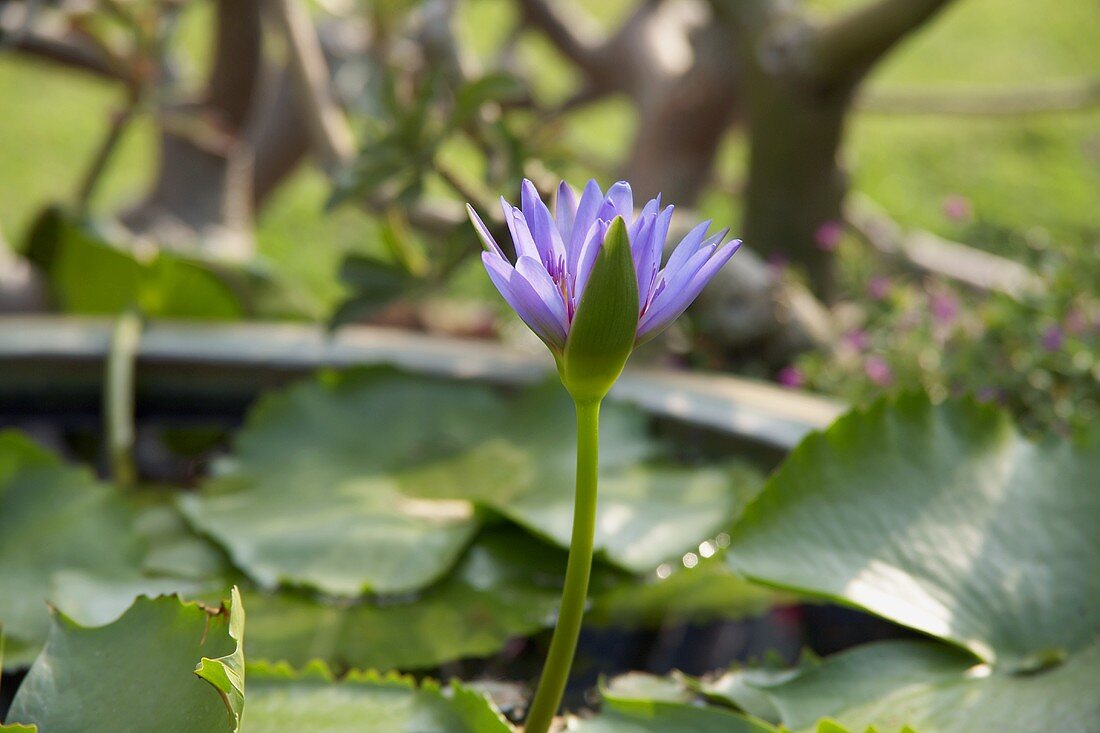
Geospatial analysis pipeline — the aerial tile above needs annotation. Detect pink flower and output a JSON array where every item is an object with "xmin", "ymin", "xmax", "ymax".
[
  {"xmin": 865, "ymin": 356, "xmax": 893, "ymax": 387},
  {"xmin": 767, "ymin": 251, "xmax": 790, "ymax": 275},
  {"xmin": 1041, "ymin": 325, "xmax": 1064, "ymax": 352},
  {"xmin": 1064, "ymin": 307, "xmax": 1091, "ymax": 336},
  {"xmin": 867, "ymin": 276, "xmax": 891, "ymax": 301},
  {"xmin": 813, "ymin": 221, "xmax": 844, "ymax": 252},
  {"xmin": 844, "ymin": 329, "xmax": 871, "ymax": 351},
  {"xmin": 941, "ymin": 194, "xmax": 973, "ymax": 223},
  {"xmin": 930, "ymin": 291, "xmax": 960, "ymax": 326},
  {"xmin": 777, "ymin": 366, "xmax": 805, "ymax": 389},
  {"xmin": 976, "ymin": 387, "xmax": 1003, "ymax": 404}
]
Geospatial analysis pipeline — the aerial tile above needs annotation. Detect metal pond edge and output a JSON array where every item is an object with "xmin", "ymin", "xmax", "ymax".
[{"xmin": 0, "ymin": 316, "xmax": 844, "ymax": 450}]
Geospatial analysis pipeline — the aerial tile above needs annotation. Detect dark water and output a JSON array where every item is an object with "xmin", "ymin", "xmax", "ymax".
[
  {"xmin": 419, "ymin": 603, "xmax": 915, "ymax": 721},
  {"xmin": 1, "ymin": 670, "xmax": 24, "ymax": 719}
]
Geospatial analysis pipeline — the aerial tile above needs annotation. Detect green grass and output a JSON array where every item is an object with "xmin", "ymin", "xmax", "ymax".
[
  {"xmin": 847, "ymin": 0, "xmax": 1100, "ymax": 254},
  {"xmin": 0, "ymin": 58, "xmax": 152, "ymax": 238},
  {"xmin": 0, "ymin": 0, "xmax": 1097, "ymax": 314},
  {"xmin": 0, "ymin": 57, "xmax": 378, "ymax": 313}
]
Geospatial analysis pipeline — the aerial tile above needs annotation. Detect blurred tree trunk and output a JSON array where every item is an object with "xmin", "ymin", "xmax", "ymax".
[
  {"xmin": 247, "ymin": 70, "xmax": 312, "ymax": 208},
  {"xmin": 621, "ymin": 19, "xmax": 740, "ymax": 204},
  {"xmin": 518, "ymin": 0, "xmax": 957, "ymax": 360},
  {"xmin": 714, "ymin": 0, "xmax": 956, "ymax": 299},
  {"xmin": 121, "ymin": 0, "xmax": 264, "ymax": 259},
  {"xmin": 738, "ymin": 67, "xmax": 850, "ymax": 301}
]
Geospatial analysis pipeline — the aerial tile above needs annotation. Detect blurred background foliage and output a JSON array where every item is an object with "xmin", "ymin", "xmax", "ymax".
[
  {"xmin": 1, "ymin": 2, "xmax": 1098, "ymax": 727},
  {"xmin": 0, "ymin": 0, "xmax": 1097, "ymax": 430}
]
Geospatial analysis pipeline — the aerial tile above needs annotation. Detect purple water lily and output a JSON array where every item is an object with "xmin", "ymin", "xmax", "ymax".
[{"xmin": 467, "ymin": 179, "xmax": 741, "ymax": 353}]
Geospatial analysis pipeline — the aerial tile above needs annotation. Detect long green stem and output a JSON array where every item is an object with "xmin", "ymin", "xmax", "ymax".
[
  {"xmin": 105, "ymin": 309, "xmax": 142, "ymax": 488},
  {"xmin": 524, "ymin": 399, "xmax": 601, "ymax": 733}
]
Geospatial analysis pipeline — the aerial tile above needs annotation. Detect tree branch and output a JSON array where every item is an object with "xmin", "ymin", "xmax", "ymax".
[
  {"xmin": 515, "ymin": 0, "xmax": 605, "ymax": 79},
  {"xmin": 845, "ymin": 193, "xmax": 1046, "ymax": 298},
  {"xmin": 266, "ymin": 0, "xmax": 356, "ymax": 170},
  {"xmin": 206, "ymin": 0, "xmax": 264, "ymax": 131},
  {"xmin": 5, "ymin": 29, "xmax": 129, "ymax": 83},
  {"xmin": 857, "ymin": 78, "xmax": 1100, "ymax": 116},
  {"xmin": 247, "ymin": 67, "xmax": 311, "ymax": 207},
  {"xmin": 810, "ymin": 0, "xmax": 956, "ymax": 85},
  {"xmin": 360, "ymin": 196, "xmax": 467, "ymax": 235},
  {"xmin": 76, "ymin": 105, "xmax": 138, "ymax": 215}
]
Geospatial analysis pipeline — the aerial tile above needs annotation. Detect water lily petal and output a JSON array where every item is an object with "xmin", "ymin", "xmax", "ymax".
[
  {"xmin": 600, "ymin": 181, "xmax": 633, "ymax": 222},
  {"xmin": 664, "ymin": 219, "xmax": 713, "ymax": 275},
  {"xmin": 639, "ymin": 204, "xmax": 675, "ymax": 309},
  {"xmin": 555, "ymin": 181, "xmax": 578, "ymax": 244},
  {"xmin": 650, "ymin": 242, "xmax": 717, "ymax": 313},
  {"xmin": 628, "ymin": 213, "xmax": 658, "ymax": 305},
  {"xmin": 516, "ymin": 255, "xmax": 568, "ymax": 327},
  {"xmin": 521, "ymin": 179, "xmax": 568, "ymax": 273},
  {"xmin": 500, "ymin": 196, "xmax": 518, "ymax": 246},
  {"xmin": 466, "ymin": 204, "xmax": 504, "ymax": 258},
  {"xmin": 569, "ymin": 180, "xmax": 604, "ymax": 272},
  {"xmin": 474, "ymin": 182, "xmax": 741, "ymax": 355},
  {"xmin": 482, "ymin": 251, "xmax": 567, "ymax": 350},
  {"xmin": 638, "ymin": 239, "xmax": 742, "ymax": 342},
  {"xmin": 508, "ymin": 207, "xmax": 541, "ymax": 261},
  {"xmin": 572, "ymin": 218, "xmax": 609, "ymax": 308}
]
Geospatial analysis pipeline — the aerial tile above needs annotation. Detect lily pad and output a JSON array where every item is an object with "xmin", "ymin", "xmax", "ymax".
[
  {"xmin": 601, "ymin": 672, "xmax": 696, "ymax": 704},
  {"xmin": 243, "ymin": 528, "xmax": 574, "ymax": 671},
  {"xmin": 0, "ymin": 431, "xmax": 145, "ymax": 668},
  {"xmin": 725, "ymin": 394, "xmax": 1100, "ymax": 731},
  {"xmin": 736, "ymin": 640, "xmax": 1100, "ymax": 733},
  {"xmin": 180, "ymin": 372, "xmax": 508, "ymax": 596},
  {"xmin": 696, "ymin": 655, "xmax": 817, "ymax": 723},
  {"xmin": 242, "ymin": 662, "xmax": 512, "ymax": 732},
  {"xmin": 581, "ymin": 677, "xmax": 914, "ymax": 733},
  {"xmin": 728, "ymin": 394, "xmax": 1100, "ymax": 666},
  {"xmin": 7, "ymin": 589, "xmax": 245, "ymax": 732},
  {"xmin": 571, "ymin": 696, "xmax": 776, "ymax": 733},
  {"xmin": 182, "ymin": 371, "xmax": 756, "ymax": 596},
  {"xmin": 402, "ymin": 386, "xmax": 764, "ymax": 573},
  {"xmin": 586, "ymin": 552, "xmax": 778, "ymax": 628}
]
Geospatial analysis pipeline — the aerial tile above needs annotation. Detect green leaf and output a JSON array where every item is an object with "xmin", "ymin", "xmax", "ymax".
[
  {"xmin": 179, "ymin": 372, "xmax": 505, "ymax": 596},
  {"xmin": 242, "ymin": 662, "xmax": 513, "ymax": 732},
  {"xmin": 696, "ymin": 655, "xmax": 817, "ymax": 723},
  {"xmin": 724, "ymin": 394, "xmax": 1100, "ymax": 732},
  {"xmin": 25, "ymin": 208, "xmax": 244, "ymax": 318},
  {"xmin": 242, "ymin": 528, "xmax": 572, "ymax": 671},
  {"xmin": 586, "ymin": 549, "xmax": 778, "ymax": 628},
  {"xmin": 195, "ymin": 587, "xmax": 246, "ymax": 729},
  {"xmin": 135, "ymin": 502, "xmax": 234, "ymax": 582},
  {"xmin": 243, "ymin": 524, "xmax": 774, "ymax": 673},
  {"xmin": 744, "ymin": 639, "xmax": 1100, "ymax": 733},
  {"xmin": 561, "ymin": 217, "xmax": 639, "ymax": 402},
  {"xmin": 7, "ymin": 591, "xmax": 245, "ymax": 732},
  {"xmin": 454, "ymin": 72, "xmax": 527, "ymax": 123},
  {"xmin": 601, "ymin": 673, "xmax": 695, "ymax": 705},
  {"xmin": 571, "ymin": 697, "xmax": 776, "ymax": 733},
  {"xmin": 45, "ymin": 572, "xmax": 216, "ymax": 629},
  {"xmin": 727, "ymin": 394, "xmax": 1100, "ymax": 668},
  {"xmin": 0, "ymin": 431, "xmax": 145, "ymax": 668},
  {"xmin": 397, "ymin": 383, "xmax": 765, "ymax": 574},
  {"xmin": 330, "ymin": 255, "xmax": 420, "ymax": 328},
  {"xmin": 492, "ymin": 463, "xmax": 756, "ymax": 574},
  {"xmin": 814, "ymin": 722, "xmax": 869, "ymax": 733},
  {"xmin": 182, "ymin": 371, "xmax": 757, "ymax": 597}
]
